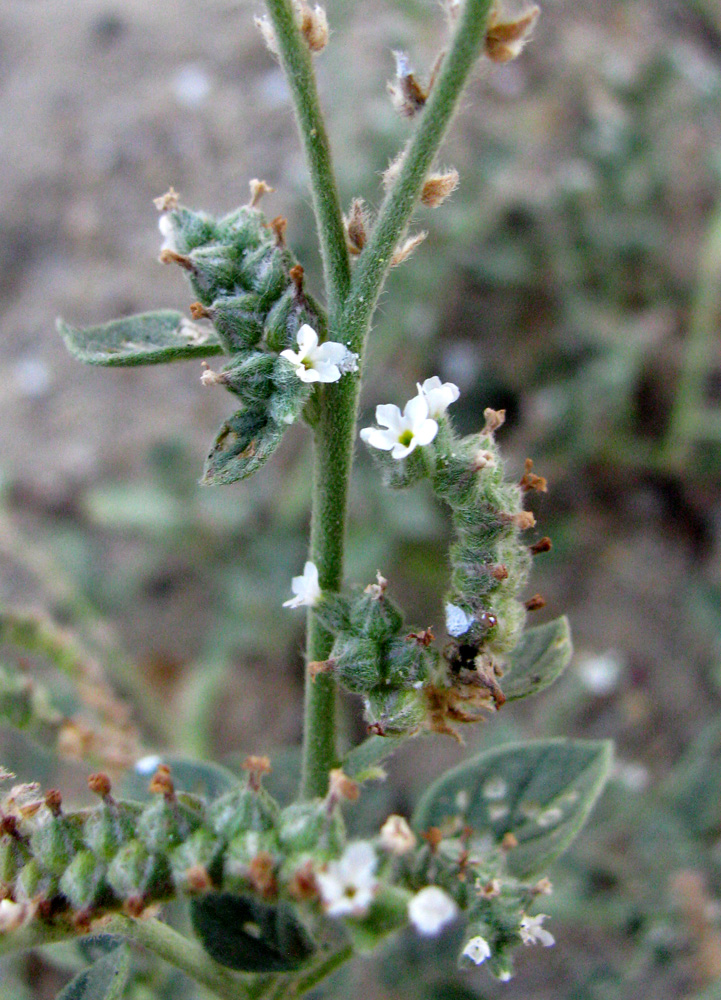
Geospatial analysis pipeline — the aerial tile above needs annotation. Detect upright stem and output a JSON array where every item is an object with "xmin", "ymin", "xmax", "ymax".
[
  {"xmin": 263, "ymin": 0, "xmax": 351, "ymax": 324},
  {"xmin": 343, "ymin": 0, "xmax": 494, "ymax": 352},
  {"xmin": 264, "ymin": 0, "xmax": 496, "ymax": 798}
]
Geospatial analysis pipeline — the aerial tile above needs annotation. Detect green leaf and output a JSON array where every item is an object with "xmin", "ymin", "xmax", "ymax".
[
  {"xmin": 202, "ymin": 405, "xmax": 284, "ymax": 486},
  {"xmin": 191, "ymin": 893, "xmax": 315, "ymax": 972},
  {"xmin": 502, "ymin": 617, "xmax": 572, "ymax": 701},
  {"xmin": 57, "ymin": 311, "xmax": 223, "ymax": 366},
  {"xmin": 56, "ymin": 943, "xmax": 130, "ymax": 1000},
  {"xmin": 412, "ymin": 739, "xmax": 613, "ymax": 879}
]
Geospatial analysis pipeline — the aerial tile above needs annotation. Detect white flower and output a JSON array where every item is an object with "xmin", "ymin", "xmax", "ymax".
[
  {"xmin": 0, "ymin": 899, "xmax": 25, "ymax": 933},
  {"xmin": 462, "ymin": 935, "xmax": 492, "ymax": 965},
  {"xmin": 408, "ymin": 886, "xmax": 458, "ymax": 936},
  {"xmin": 158, "ymin": 213, "xmax": 177, "ymax": 253},
  {"xmin": 280, "ymin": 325, "xmax": 358, "ymax": 384},
  {"xmin": 283, "ymin": 561, "xmax": 321, "ymax": 609},
  {"xmin": 316, "ymin": 841, "xmax": 378, "ymax": 918},
  {"xmin": 416, "ymin": 376, "xmax": 460, "ymax": 418},
  {"xmin": 379, "ymin": 815, "xmax": 416, "ymax": 855},
  {"xmin": 445, "ymin": 603, "xmax": 475, "ymax": 638},
  {"xmin": 519, "ymin": 913, "xmax": 555, "ymax": 947},
  {"xmin": 360, "ymin": 395, "xmax": 438, "ymax": 460}
]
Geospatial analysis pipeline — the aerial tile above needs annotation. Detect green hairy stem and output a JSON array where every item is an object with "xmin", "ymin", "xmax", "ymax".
[{"xmin": 267, "ymin": 0, "xmax": 495, "ymax": 798}]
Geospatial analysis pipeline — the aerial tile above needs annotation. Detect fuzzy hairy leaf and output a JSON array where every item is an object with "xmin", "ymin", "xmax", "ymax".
[
  {"xmin": 202, "ymin": 405, "xmax": 284, "ymax": 485},
  {"xmin": 413, "ymin": 739, "xmax": 612, "ymax": 879},
  {"xmin": 191, "ymin": 893, "xmax": 315, "ymax": 972},
  {"xmin": 57, "ymin": 311, "xmax": 223, "ymax": 366},
  {"xmin": 56, "ymin": 943, "xmax": 130, "ymax": 1000},
  {"xmin": 502, "ymin": 617, "xmax": 572, "ymax": 701}
]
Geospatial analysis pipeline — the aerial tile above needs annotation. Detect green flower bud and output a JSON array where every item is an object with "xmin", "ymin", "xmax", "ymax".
[
  {"xmin": 330, "ymin": 636, "xmax": 384, "ymax": 694},
  {"xmin": 83, "ymin": 802, "xmax": 141, "ymax": 862},
  {"xmin": 216, "ymin": 206, "xmax": 266, "ymax": 251},
  {"xmin": 15, "ymin": 859, "xmax": 57, "ymax": 903},
  {"xmin": 136, "ymin": 796, "xmax": 202, "ymax": 854},
  {"xmin": 29, "ymin": 814, "xmax": 83, "ymax": 877},
  {"xmin": 170, "ymin": 829, "xmax": 223, "ymax": 892},
  {"xmin": 383, "ymin": 636, "xmax": 433, "ymax": 688},
  {"xmin": 349, "ymin": 589, "xmax": 404, "ymax": 643},
  {"xmin": 363, "ymin": 688, "xmax": 426, "ymax": 736},
  {"xmin": 219, "ymin": 352, "xmax": 276, "ymax": 404},
  {"xmin": 264, "ymin": 289, "xmax": 296, "ymax": 352},
  {"xmin": 59, "ymin": 850, "xmax": 109, "ymax": 911},
  {"xmin": 312, "ymin": 592, "xmax": 352, "ymax": 635},
  {"xmin": 0, "ymin": 835, "xmax": 31, "ymax": 885},
  {"xmin": 209, "ymin": 787, "xmax": 279, "ymax": 840},
  {"xmin": 187, "ymin": 245, "xmax": 244, "ymax": 304},
  {"xmin": 277, "ymin": 802, "xmax": 345, "ymax": 857},
  {"xmin": 166, "ymin": 208, "xmax": 218, "ymax": 253},
  {"xmin": 106, "ymin": 841, "xmax": 172, "ymax": 901},
  {"xmin": 240, "ymin": 247, "xmax": 289, "ymax": 310},
  {"xmin": 210, "ymin": 294, "xmax": 265, "ymax": 353}
]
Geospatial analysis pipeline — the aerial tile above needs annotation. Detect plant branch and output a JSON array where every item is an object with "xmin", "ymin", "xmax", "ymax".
[
  {"xmin": 263, "ymin": 0, "xmax": 351, "ymax": 326},
  {"xmin": 111, "ymin": 916, "xmax": 259, "ymax": 1000},
  {"xmin": 342, "ymin": 0, "xmax": 495, "ymax": 352}
]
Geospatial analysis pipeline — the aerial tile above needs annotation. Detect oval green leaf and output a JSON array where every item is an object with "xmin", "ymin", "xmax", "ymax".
[
  {"xmin": 56, "ymin": 943, "xmax": 130, "ymax": 1000},
  {"xmin": 502, "ymin": 617, "xmax": 572, "ymax": 701},
  {"xmin": 191, "ymin": 893, "xmax": 315, "ymax": 972},
  {"xmin": 202, "ymin": 405, "xmax": 284, "ymax": 486},
  {"xmin": 412, "ymin": 738, "xmax": 613, "ymax": 879},
  {"xmin": 57, "ymin": 311, "xmax": 223, "ymax": 366}
]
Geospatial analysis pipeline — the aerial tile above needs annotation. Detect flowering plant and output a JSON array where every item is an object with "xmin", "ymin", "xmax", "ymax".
[{"xmin": 0, "ymin": 2, "xmax": 611, "ymax": 997}]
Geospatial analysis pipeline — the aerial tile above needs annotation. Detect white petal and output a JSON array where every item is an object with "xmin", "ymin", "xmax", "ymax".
[
  {"xmin": 420, "ymin": 376, "xmax": 443, "ymax": 393},
  {"xmin": 390, "ymin": 438, "xmax": 418, "ymax": 460},
  {"xmin": 360, "ymin": 427, "xmax": 396, "ymax": 451},
  {"xmin": 295, "ymin": 366, "xmax": 322, "ymax": 383},
  {"xmin": 296, "ymin": 324, "xmax": 318, "ymax": 356},
  {"xmin": 280, "ymin": 349, "xmax": 301, "ymax": 366},
  {"xmin": 403, "ymin": 392, "xmax": 430, "ymax": 428},
  {"xmin": 462, "ymin": 935, "xmax": 492, "ymax": 965},
  {"xmin": 314, "ymin": 341, "xmax": 348, "ymax": 365},
  {"xmin": 311, "ymin": 360, "xmax": 342, "ymax": 383},
  {"xmin": 413, "ymin": 417, "xmax": 438, "ymax": 447},
  {"xmin": 408, "ymin": 886, "xmax": 458, "ymax": 936},
  {"xmin": 374, "ymin": 403, "xmax": 404, "ymax": 431},
  {"xmin": 445, "ymin": 604, "xmax": 475, "ymax": 637},
  {"xmin": 283, "ymin": 561, "xmax": 320, "ymax": 607}
]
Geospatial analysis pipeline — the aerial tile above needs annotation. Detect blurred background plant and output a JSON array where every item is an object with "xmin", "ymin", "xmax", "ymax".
[{"xmin": 2, "ymin": 0, "xmax": 721, "ymax": 996}]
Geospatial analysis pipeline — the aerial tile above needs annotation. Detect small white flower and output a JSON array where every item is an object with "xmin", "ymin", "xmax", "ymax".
[
  {"xmin": 445, "ymin": 603, "xmax": 475, "ymax": 638},
  {"xmin": 158, "ymin": 213, "xmax": 177, "ymax": 253},
  {"xmin": 416, "ymin": 376, "xmax": 460, "ymax": 419},
  {"xmin": 0, "ymin": 899, "xmax": 25, "ymax": 933},
  {"xmin": 519, "ymin": 913, "xmax": 555, "ymax": 947},
  {"xmin": 408, "ymin": 886, "xmax": 458, "ymax": 936},
  {"xmin": 379, "ymin": 815, "xmax": 416, "ymax": 855},
  {"xmin": 360, "ymin": 395, "xmax": 438, "ymax": 460},
  {"xmin": 316, "ymin": 841, "xmax": 378, "ymax": 918},
  {"xmin": 280, "ymin": 325, "xmax": 357, "ymax": 384},
  {"xmin": 283, "ymin": 561, "xmax": 321, "ymax": 609},
  {"xmin": 462, "ymin": 935, "xmax": 492, "ymax": 965}
]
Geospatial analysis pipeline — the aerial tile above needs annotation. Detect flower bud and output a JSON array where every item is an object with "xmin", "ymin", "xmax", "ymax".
[
  {"xmin": 106, "ymin": 840, "xmax": 172, "ymax": 901},
  {"xmin": 330, "ymin": 637, "xmax": 386, "ymax": 695},
  {"xmin": 170, "ymin": 829, "xmax": 222, "ymax": 892},
  {"xmin": 349, "ymin": 587, "xmax": 404, "ymax": 643},
  {"xmin": 209, "ymin": 786, "xmax": 279, "ymax": 840},
  {"xmin": 364, "ymin": 688, "xmax": 426, "ymax": 737},
  {"xmin": 217, "ymin": 204, "xmax": 266, "ymax": 250},
  {"xmin": 59, "ymin": 850, "xmax": 108, "ymax": 910},
  {"xmin": 204, "ymin": 294, "xmax": 265, "ymax": 354},
  {"xmin": 239, "ymin": 246, "xmax": 290, "ymax": 310},
  {"xmin": 214, "ymin": 353, "xmax": 276, "ymax": 404},
  {"xmin": 277, "ymin": 801, "xmax": 345, "ymax": 857}
]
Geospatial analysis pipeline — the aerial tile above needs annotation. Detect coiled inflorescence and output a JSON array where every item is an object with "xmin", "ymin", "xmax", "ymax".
[{"xmin": 158, "ymin": 188, "xmax": 330, "ymax": 483}]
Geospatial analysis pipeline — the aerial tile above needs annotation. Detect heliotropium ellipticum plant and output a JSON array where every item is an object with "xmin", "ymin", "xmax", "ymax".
[{"xmin": 0, "ymin": 2, "xmax": 612, "ymax": 997}]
